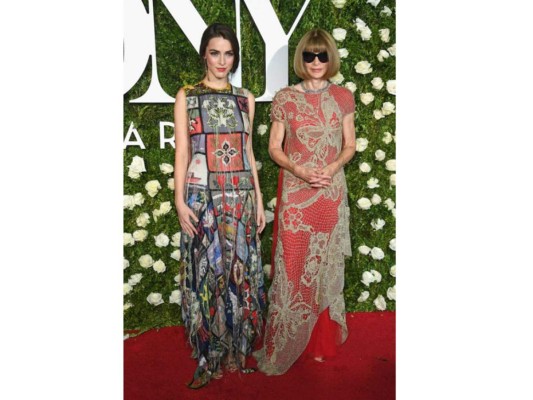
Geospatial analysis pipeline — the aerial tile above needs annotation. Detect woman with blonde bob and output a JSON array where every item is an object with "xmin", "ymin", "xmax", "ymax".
[{"xmin": 254, "ymin": 29, "xmax": 356, "ymax": 375}]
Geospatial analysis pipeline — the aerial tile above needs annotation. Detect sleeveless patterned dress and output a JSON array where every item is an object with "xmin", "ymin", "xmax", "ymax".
[{"xmin": 179, "ymin": 82, "xmax": 266, "ymax": 374}]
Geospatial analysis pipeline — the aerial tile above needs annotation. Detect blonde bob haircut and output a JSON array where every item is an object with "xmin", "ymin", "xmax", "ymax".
[{"xmin": 293, "ymin": 28, "xmax": 340, "ymax": 80}]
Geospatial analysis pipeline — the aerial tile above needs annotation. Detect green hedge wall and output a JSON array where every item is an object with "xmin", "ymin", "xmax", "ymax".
[{"xmin": 124, "ymin": 0, "xmax": 396, "ymax": 333}]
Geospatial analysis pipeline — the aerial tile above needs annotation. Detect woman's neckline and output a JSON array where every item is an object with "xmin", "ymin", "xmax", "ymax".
[
  {"xmin": 199, "ymin": 80, "xmax": 232, "ymax": 92},
  {"xmin": 290, "ymin": 82, "xmax": 331, "ymax": 95}
]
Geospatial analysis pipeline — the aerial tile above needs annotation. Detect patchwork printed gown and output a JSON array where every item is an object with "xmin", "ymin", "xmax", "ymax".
[{"xmin": 179, "ymin": 82, "xmax": 266, "ymax": 373}]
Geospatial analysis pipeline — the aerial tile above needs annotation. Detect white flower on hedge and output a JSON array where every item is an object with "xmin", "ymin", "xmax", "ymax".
[
  {"xmin": 123, "ymin": 195, "xmax": 135, "ymax": 210},
  {"xmin": 133, "ymin": 229, "xmax": 148, "ymax": 242},
  {"xmin": 386, "ymin": 80, "xmax": 396, "ymax": 95},
  {"xmin": 171, "ymin": 249, "xmax": 181, "ymax": 261},
  {"xmin": 381, "ymin": 6, "xmax": 392, "ymax": 16},
  {"xmin": 386, "ymin": 159, "xmax": 396, "ymax": 171},
  {"xmin": 354, "ymin": 18, "xmax": 367, "ymax": 31},
  {"xmin": 371, "ymin": 269, "xmax": 382, "ymax": 283},
  {"xmin": 263, "ymin": 263, "xmax": 272, "ymax": 277},
  {"xmin": 375, "ymin": 150, "xmax": 386, "ymax": 161},
  {"xmin": 355, "ymin": 60, "xmax": 373, "ymax": 74},
  {"xmin": 123, "ymin": 283, "xmax": 133, "ymax": 295},
  {"xmin": 127, "ymin": 156, "xmax": 146, "ymax": 180},
  {"xmin": 171, "ymin": 232, "xmax": 181, "ymax": 247},
  {"xmin": 128, "ymin": 273, "xmax": 143, "ymax": 286},
  {"xmin": 154, "ymin": 233, "xmax": 170, "ymax": 247},
  {"xmin": 390, "ymin": 265, "xmax": 396, "ymax": 277},
  {"xmin": 371, "ymin": 247, "xmax": 385, "ymax": 260},
  {"xmin": 359, "ymin": 26, "xmax": 372, "ymax": 41},
  {"xmin": 123, "ymin": 259, "xmax": 130, "ymax": 270},
  {"xmin": 382, "ymin": 102, "xmax": 395, "ymax": 116},
  {"xmin": 373, "ymin": 109, "xmax": 385, "ymax": 120},
  {"xmin": 133, "ymin": 193, "xmax": 145, "ymax": 206},
  {"xmin": 174, "ymin": 275, "xmax": 181, "ymax": 284},
  {"xmin": 267, "ymin": 197, "xmax": 277, "ymax": 210},
  {"xmin": 338, "ymin": 48, "xmax": 349, "ymax": 58},
  {"xmin": 159, "ymin": 163, "xmax": 174, "ymax": 174},
  {"xmin": 388, "ymin": 43, "xmax": 396, "ymax": 56},
  {"xmin": 331, "ymin": 0, "xmax": 347, "ymax": 9},
  {"xmin": 139, "ymin": 254, "xmax": 154, "ymax": 269},
  {"xmin": 147, "ymin": 293, "xmax": 164, "ymax": 306},
  {"xmin": 371, "ymin": 218, "xmax": 386, "ymax": 230},
  {"xmin": 360, "ymin": 92, "xmax": 375, "ymax": 105},
  {"xmin": 357, "ymin": 197, "xmax": 372, "ymax": 210},
  {"xmin": 332, "ymin": 28, "xmax": 347, "ymax": 41},
  {"xmin": 367, "ymin": 0, "xmax": 380, "ymax": 7},
  {"xmin": 169, "ymin": 289, "xmax": 182, "ymax": 305},
  {"xmin": 361, "ymin": 271, "xmax": 375, "ymax": 287},
  {"xmin": 379, "ymin": 28, "xmax": 390, "ymax": 43},
  {"xmin": 392, "ymin": 208, "xmax": 396, "ymax": 218},
  {"xmin": 377, "ymin": 49, "xmax": 390, "ymax": 62},
  {"xmin": 330, "ymin": 71, "xmax": 344, "ymax": 85},
  {"xmin": 390, "ymin": 174, "xmax": 396, "ymax": 186},
  {"xmin": 136, "ymin": 212, "xmax": 150, "ymax": 228},
  {"xmin": 371, "ymin": 77, "xmax": 384, "ymax": 90},
  {"xmin": 359, "ymin": 162, "xmax": 371, "ymax": 173},
  {"xmin": 371, "ymin": 194, "xmax": 382, "ymax": 205},
  {"xmin": 374, "ymin": 295, "xmax": 387, "ymax": 311},
  {"xmin": 358, "ymin": 245, "xmax": 371, "ymax": 255},
  {"xmin": 382, "ymin": 132, "xmax": 394, "ymax": 144},
  {"xmin": 255, "ymin": 161, "xmax": 262, "ymax": 171},
  {"xmin": 356, "ymin": 138, "xmax": 369, "ymax": 152},
  {"xmin": 367, "ymin": 177, "xmax": 380, "ymax": 189},
  {"xmin": 167, "ymin": 178, "xmax": 175, "ymax": 190},
  {"xmin": 265, "ymin": 210, "xmax": 275, "ymax": 224},
  {"xmin": 384, "ymin": 198, "xmax": 395, "ymax": 210},
  {"xmin": 345, "ymin": 82, "xmax": 357, "ymax": 93},
  {"xmin": 257, "ymin": 124, "xmax": 268, "ymax": 136},
  {"xmin": 123, "ymin": 233, "xmax": 135, "ymax": 247},
  {"xmin": 145, "ymin": 180, "xmax": 162, "ymax": 197},
  {"xmin": 124, "ymin": 302, "xmax": 133, "ymax": 311},
  {"xmin": 153, "ymin": 260, "xmax": 166, "ymax": 273},
  {"xmin": 387, "ymin": 286, "xmax": 396, "ymax": 301},
  {"xmin": 160, "ymin": 201, "xmax": 172, "ymax": 214},
  {"xmin": 389, "ymin": 238, "xmax": 396, "ymax": 251},
  {"xmin": 358, "ymin": 291, "xmax": 370, "ymax": 302}
]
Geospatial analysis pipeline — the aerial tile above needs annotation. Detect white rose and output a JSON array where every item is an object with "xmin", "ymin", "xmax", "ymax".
[
  {"xmin": 128, "ymin": 273, "xmax": 143, "ymax": 286},
  {"xmin": 123, "ymin": 233, "xmax": 135, "ymax": 247},
  {"xmin": 139, "ymin": 254, "xmax": 154, "ymax": 269},
  {"xmin": 123, "ymin": 259, "xmax": 130, "ymax": 270},
  {"xmin": 171, "ymin": 232, "xmax": 181, "ymax": 247},
  {"xmin": 331, "ymin": 0, "xmax": 346, "ymax": 8},
  {"xmin": 159, "ymin": 201, "xmax": 172, "ymax": 215},
  {"xmin": 356, "ymin": 137, "xmax": 369, "ymax": 152},
  {"xmin": 392, "ymin": 208, "xmax": 396, "ymax": 218},
  {"xmin": 123, "ymin": 195, "xmax": 135, "ymax": 210},
  {"xmin": 386, "ymin": 80, "xmax": 396, "ymax": 95},
  {"xmin": 267, "ymin": 197, "xmax": 277, "ymax": 210},
  {"xmin": 359, "ymin": 162, "xmax": 371, "ymax": 173},
  {"xmin": 127, "ymin": 156, "xmax": 146, "ymax": 180},
  {"xmin": 153, "ymin": 260, "xmax": 166, "ymax": 273},
  {"xmin": 379, "ymin": 28, "xmax": 390, "ymax": 43},
  {"xmin": 332, "ymin": 28, "xmax": 347, "ymax": 41},
  {"xmin": 330, "ymin": 72, "xmax": 344, "ymax": 85},
  {"xmin": 174, "ymin": 275, "xmax": 181, "ymax": 284},
  {"xmin": 367, "ymin": 177, "xmax": 380, "ymax": 189},
  {"xmin": 355, "ymin": 60, "xmax": 373, "ymax": 74},
  {"xmin": 381, "ymin": 6, "xmax": 392, "ymax": 16},
  {"xmin": 374, "ymin": 295, "xmax": 387, "ymax": 311},
  {"xmin": 371, "ymin": 218, "xmax": 386, "ymax": 230},
  {"xmin": 338, "ymin": 48, "xmax": 349, "ymax": 58},
  {"xmin": 367, "ymin": 0, "xmax": 381, "ymax": 7},
  {"xmin": 133, "ymin": 229, "xmax": 148, "ymax": 242},
  {"xmin": 371, "ymin": 194, "xmax": 382, "ymax": 205},
  {"xmin": 154, "ymin": 233, "xmax": 170, "ymax": 247},
  {"xmin": 361, "ymin": 271, "xmax": 375, "ymax": 287},
  {"xmin": 159, "ymin": 163, "xmax": 174, "ymax": 174},
  {"xmin": 389, "ymin": 238, "xmax": 396, "ymax": 251},
  {"xmin": 375, "ymin": 150, "xmax": 386, "ymax": 161},
  {"xmin": 255, "ymin": 161, "xmax": 262, "ymax": 171},
  {"xmin": 384, "ymin": 198, "xmax": 395, "ymax": 210},
  {"xmin": 387, "ymin": 286, "xmax": 396, "ymax": 301},
  {"xmin": 136, "ymin": 212, "xmax": 150, "ymax": 228},
  {"xmin": 358, "ymin": 291, "xmax": 370, "ymax": 302},
  {"xmin": 358, "ymin": 245, "xmax": 371, "ymax": 255},
  {"xmin": 169, "ymin": 289, "xmax": 182, "ymax": 305},
  {"xmin": 354, "ymin": 18, "xmax": 367, "ymax": 31},
  {"xmin": 371, "ymin": 247, "xmax": 385, "ymax": 260},
  {"xmin": 263, "ymin": 263, "xmax": 272, "ymax": 277},
  {"xmin": 382, "ymin": 102, "xmax": 396, "ymax": 116},
  {"xmin": 377, "ymin": 49, "xmax": 390, "ymax": 62},
  {"xmin": 390, "ymin": 174, "xmax": 396, "ymax": 186},
  {"xmin": 145, "ymin": 180, "xmax": 162, "ymax": 197},
  {"xmin": 124, "ymin": 303, "xmax": 133, "ymax": 311},
  {"xmin": 357, "ymin": 197, "xmax": 372, "ymax": 210},
  {"xmin": 382, "ymin": 132, "xmax": 394, "ymax": 144},
  {"xmin": 170, "ymin": 249, "xmax": 181, "ymax": 261},
  {"xmin": 123, "ymin": 283, "xmax": 133, "ymax": 295},
  {"xmin": 257, "ymin": 124, "xmax": 268, "ymax": 136},
  {"xmin": 345, "ymin": 82, "xmax": 357, "ymax": 93},
  {"xmin": 360, "ymin": 92, "xmax": 375, "ymax": 105},
  {"xmin": 386, "ymin": 159, "xmax": 396, "ymax": 171},
  {"xmin": 370, "ymin": 269, "xmax": 382, "ymax": 283},
  {"xmin": 371, "ymin": 77, "xmax": 384, "ymax": 90},
  {"xmin": 265, "ymin": 210, "xmax": 275, "ymax": 224},
  {"xmin": 133, "ymin": 193, "xmax": 145, "ymax": 206},
  {"xmin": 359, "ymin": 26, "xmax": 372, "ymax": 41},
  {"xmin": 373, "ymin": 110, "xmax": 384, "ymax": 120},
  {"xmin": 387, "ymin": 43, "xmax": 396, "ymax": 56},
  {"xmin": 147, "ymin": 292, "xmax": 164, "ymax": 306},
  {"xmin": 167, "ymin": 178, "xmax": 175, "ymax": 190},
  {"xmin": 390, "ymin": 265, "xmax": 396, "ymax": 277}
]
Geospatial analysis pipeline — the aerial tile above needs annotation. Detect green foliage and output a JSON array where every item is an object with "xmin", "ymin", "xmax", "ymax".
[{"xmin": 124, "ymin": 0, "xmax": 396, "ymax": 333}]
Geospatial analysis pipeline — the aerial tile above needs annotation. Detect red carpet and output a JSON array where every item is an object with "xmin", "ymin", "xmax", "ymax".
[{"xmin": 124, "ymin": 312, "xmax": 395, "ymax": 400}]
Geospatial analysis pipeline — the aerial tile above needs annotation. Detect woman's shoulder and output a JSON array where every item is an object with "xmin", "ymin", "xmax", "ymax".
[{"xmin": 329, "ymin": 83, "xmax": 353, "ymax": 97}]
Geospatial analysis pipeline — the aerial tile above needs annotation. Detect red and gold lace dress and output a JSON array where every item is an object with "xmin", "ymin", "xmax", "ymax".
[{"xmin": 254, "ymin": 83, "xmax": 355, "ymax": 375}]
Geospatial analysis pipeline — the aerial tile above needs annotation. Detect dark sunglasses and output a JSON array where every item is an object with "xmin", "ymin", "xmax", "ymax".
[{"xmin": 302, "ymin": 51, "xmax": 329, "ymax": 63}]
